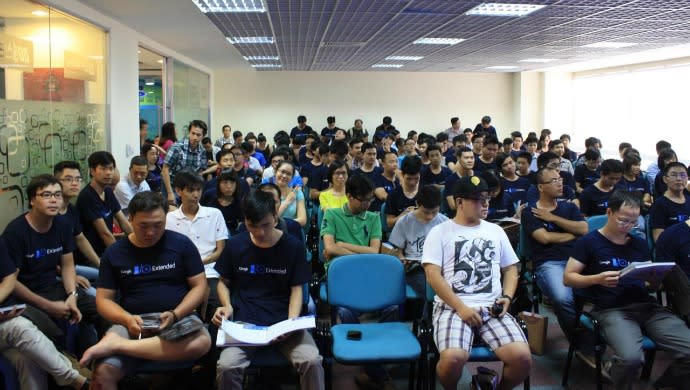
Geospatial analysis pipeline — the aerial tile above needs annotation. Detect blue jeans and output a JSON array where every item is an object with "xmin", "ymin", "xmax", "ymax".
[{"xmin": 535, "ymin": 260, "xmax": 577, "ymax": 342}]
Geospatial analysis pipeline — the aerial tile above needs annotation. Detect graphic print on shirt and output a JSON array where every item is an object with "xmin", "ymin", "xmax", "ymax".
[{"xmin": 451, "ymin": 236, "xmax": 495, "ymax": 294}]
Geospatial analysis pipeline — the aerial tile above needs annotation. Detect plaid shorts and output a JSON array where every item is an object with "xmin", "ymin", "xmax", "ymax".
[{"xmin": 432, "ymin": 302, "xmax": 527, "ymax": 353}]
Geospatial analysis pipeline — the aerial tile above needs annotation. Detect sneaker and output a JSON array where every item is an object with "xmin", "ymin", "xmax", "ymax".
[
  {"xmin": 354, "ymin": 372, "xmax": 396, "ymax": 390},
  {"xmin": 575, "ymin": 351, "xmax": 612, "ymax": 382}
]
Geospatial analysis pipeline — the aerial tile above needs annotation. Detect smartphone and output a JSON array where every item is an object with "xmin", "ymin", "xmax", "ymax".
[
  {"xmin": 140, "ymin": 312, "xmax": 162, "ymax": 329},
  {"xmin": 0, "ymin": 303, "xmax": 26, "ymax": 315},
  {"xmin": 346, "ymin": 330, "xmax": 362, "ymax": 340}
]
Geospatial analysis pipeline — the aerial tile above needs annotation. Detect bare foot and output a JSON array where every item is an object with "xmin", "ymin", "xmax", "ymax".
[{"xmin": 79, "ymin": 332, "xmax": 124, "ymax": 366}]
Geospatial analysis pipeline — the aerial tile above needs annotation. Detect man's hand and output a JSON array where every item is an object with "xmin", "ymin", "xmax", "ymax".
[
  {"xmin": 597, "ymin": 271, "xmax": 620, "ymax": 288},
  {"xmin": 44, "ymin": 300, "xmax": 72, "ymax": 320},
  {"xmin": 530, "ymin": 207, "xmax": 557, "ymax": 222},
  {"xmin": 0, "ymin": 306, "xmax": 25, "ymax": 323},
  {"xmin": 76, "ymin": 276, "xmax": 91, "ymax": 290},
  {"xmin": 495, "ymin": 297, "xmax": 511, "ymax": 317},
  {"xmin": 212, "ymin": 305, "xmax": 233, "ymax": 327},
  {"xmin": 126, "ymin": 314, "xmax": 144, "ymax": 337},
  {"xmin": 401, "ymin": 206, "xmax": 416, "ymax": 217},
  {"xmin": 457, "ymin": 306, "xmax": 482, "ymax": 327},
  {"xmin": 167, "ymin": 193, "xmax": 175, "ymax": 205},
  {"xmin": 64, "ymin": 295, "xmax": 82, "ymax": 324},
  {"xmin": 159, "ymin": 311, "xmax": 175, "ymax": 331}
]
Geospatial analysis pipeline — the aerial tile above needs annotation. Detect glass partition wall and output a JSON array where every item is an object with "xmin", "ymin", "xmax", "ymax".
[{"xmin": 0, "ymin": 0, "xmax": 107, "ymax": 227}]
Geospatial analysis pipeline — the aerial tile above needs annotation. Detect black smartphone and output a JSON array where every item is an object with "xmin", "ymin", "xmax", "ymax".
[{"xmin": 346, "ymin": 330, "xmax": 362, "ymax": 340}]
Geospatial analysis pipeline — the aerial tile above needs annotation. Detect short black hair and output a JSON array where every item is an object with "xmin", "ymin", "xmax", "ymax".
[
  {"xmin": 361, "ymin": 142, "xmax": 376, "ymax": 152},
  {"xmin": 329, "ymin": 140, "xmax": 349, "ymax": 160},
  {"xmin": 608, "ymin": 189, "xmax": 641, "ymax": 213},
  {"xmin": 233, "ymin": 131, "xmax": 243, "ymax": 140},
  {"xmin": 450, "ymin": 117, "xmax": 459, "ymax": 125},
  {"xmin": 537, "ymin": 151, "xmax": 559, "ymax": 169},
  {"xmin": 535, "ymin": 168, "xmax": 558, "ymax": 184},
  {"xmin": 524, "ymin": 136, "xmax": 538, "ymax": 145},
  {"xmin": 600, "ymin": 159, "xmax": 623, "ymax": 176},
  {"xmin": 471, "ymin": 134, "xmax": 484, "ymax": 143},
  {"xmin": 327, "ymin": 116, "xmax": 336, "ymax": 124},
  {"xmin": 297, "ymin": 115, "xmax": 307, "ymax": 123},
  {"xmin": 510, "ymin": 131, "xmax": 523, "ymax": 139},
  {"xmin": 242, "ymin": 189, "xmax": 276, "ymax": 224},
  {"xmin": 216, "ymin": 148, "xmax": 234, "ymax": 163},
  {"xmin": 455, "ymin": 146, "xmax": 474, "ymax": 157},
  {"xmin": 622, "ymin": 154, "xmax": 641, "ymax": 173},
  {"xmin": 345, "ymin": 175, "xmax": 374, "ymax": 198},
  {"xmin": 217, "ymin": 170, "xmax": 241, "ymax": 196},
  {"xmin": 416, "ymin": 185, "xmax": 442, "ymax": 209},
  {"xmin": 618, "ymin": 142, "xmax": 632, "ymax": 152},
  {"xmin": 349, "ymin": 137, "xmax": 364, "ymax": 148},
  {"xmin": 584, "ymin": 137, "xmax": 601, "ymax": 148},
  {"xmin": 495, "ymin": 153, "xmax": 513, "ymax": 171},
  {"xmin": 129, "ymin": 155, "xmax": 147, "ymax": 169},
  {"xmin": 240, "ymin": 141, "xmax": 254, "ymax": 153},
  {"xmin": 140, "ymin": 143, "xmax": 157, "ymax": 157},
  {"xmin": 173, "ymin": 170, "xmax": 204, "ymax": 190},
  {"xmin": 426, "ymin": 144, "xmax": 442, "ymax": 156},
  {"xmin": 548, "ymin": 139, "xmax": 563, "ymax": 149},
  {"xmin": 452, "ymin": 134, "xmax": 468, "ymax": 145},
  {"xmin": 189, "ymin": 119, "xmax": 208, "ymax": 136},
  {"xmin": 516, "ymin": 151, "xmax": 532, "ymax": 162},
  {"xmin": 27, "ymin": 174, "xmax": 61, "ymax": 201},
  {"xmin": 258, "ymin": 182, "xmax": 281, "ymax": 201},
  {"xmin": 88, "ymin": 151, "xmax": 116, "ymax": 169},
  {"xmin": 140, "ymin": 118, "xmax": 148, "ymax": 127},
  {"xmin": 202, "ymin": 137, "xmax": 212, "ymax": 145},
  {"xmin": 656, "ymin": 140, "xmax": 672, "ymax": 154},
  {"xmin": 129, "ymin": 191, "xmax": 168, "ymax": 217},
  {"xmin": 245, "ymin": 132, "xmax": 257, "ymax": 142},
  {"xmin": 401, "ymin": 155, "xmax": 422, "ymax": 175},
  {"xmin": 54, "ymin": 160, "xmax": 81, "ymax": 176},
  {"xmin": 382, "ymin": 116, "xmax": 392, "ymax": 125},
  {"xmin": 658, "ymin": 149, "xmax": 678, "ymax": 172},
  {"xmin": 327, "ymin": 160, "xmax": 347, "ymax": 184},
  {"xmin": 584, "ymin": 148, "xmax": 601, "ymax": 162},
  {"xmin": 482, "ymin": 115, "xmax": 491, "ymax": 124},
  {"xmin": 559, "ymin": 133, "xmax": 571, "ymax": 142},
  {"xmin": 436, "ymin": 132, "xmax": 449, "ymax": 143},
  {"xmin": 663, "ymin": 161, "xmax": 687, "ymax": 176},
  {"xmin": 503, "ymin": 137, "xmax": 512, "ymax": 146}
]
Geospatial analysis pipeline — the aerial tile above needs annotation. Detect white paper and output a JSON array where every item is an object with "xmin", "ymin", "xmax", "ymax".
[{"xmin": 217, "ymin": 315, "xmax": 316, "ymax": 347}]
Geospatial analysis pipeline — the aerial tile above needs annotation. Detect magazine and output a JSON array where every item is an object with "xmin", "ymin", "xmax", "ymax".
[
  {"xmin": 217, "ymin": 315, "xmax": 316, "ymax": 347},
  {"xmin": 619, "ymin": 261, "xmax": 676, "ymax": 281}
]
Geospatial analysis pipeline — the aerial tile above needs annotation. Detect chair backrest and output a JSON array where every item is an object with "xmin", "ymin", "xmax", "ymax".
[
  {"xmin": 517, "ymin": 223, "xmax": 533, "ymax": 260},
  {"xmin": 327, "ymin": 254, "xmax": 405, "ymax": 311},
  {"xmin": 425, "ymin": 280, "xmax": 436, "ymax": 303},
  {"xmin": 380, "ymin": 202, "xmax": 388, "ymax": 234},
  {"xmin": 586, "ymin": 215, "xmax": 607, "ymax": 232}
]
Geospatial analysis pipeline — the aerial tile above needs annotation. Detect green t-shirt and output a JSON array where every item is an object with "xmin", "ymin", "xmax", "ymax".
[{"xmin": 320, "ymin": 204, "xmax": 382, "ymax": 270}]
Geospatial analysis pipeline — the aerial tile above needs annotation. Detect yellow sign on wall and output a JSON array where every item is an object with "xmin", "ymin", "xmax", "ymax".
[{"xmin": 0, "ymin": 33, "xmax": 34, "ymax": 71}]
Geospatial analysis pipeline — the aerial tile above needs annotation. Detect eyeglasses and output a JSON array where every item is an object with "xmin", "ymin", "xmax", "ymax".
[
  {"xmin": 465, "ymin": 195, "xmax": 491, "ymax": 203},
  {"xmin": 60, "ymin": 177, "xmax": 82, "ymax": 183},
  {"xmin": 38, "ymin": 191, "xmax": 62, "ymax": 200},
  {"xmin": 354, "ymin": 196, "xmax": 374, "ymax": 204},
  {"xmin": 277, "ymin": 169, "xmax": 293, "ymax": 176},
  {"xmin": 615, "ymin": 216, "xmax": 638, "ymax": 227},
  {"xmin": 540, "ymin": 177, "xmax": 563, "ymax": 185},
  {"xmin": 666, "ymin": 173, "xmax": 688, "ymax": 180},
  {"xmin": 334, "ymin": 171, "xmax": 348, "ymax": 177}
]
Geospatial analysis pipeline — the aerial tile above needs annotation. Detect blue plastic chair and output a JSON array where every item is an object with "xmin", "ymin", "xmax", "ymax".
[
  {"xmin": 380, "ymin": 202, "xmax": 388, "ymax": 239},
  {"xmin": 517, "ymin": 224, "xmax": 540, "ymax": 313},
  {"xmin": 586, "ymin": 215, "xmax": 608, "ymax": 232},
  {"xmin": 420, "ymin": 284, "xmax": 530, "ymax": 390},
  {"xmin": 327, "ymin": 254, "xmax": 421, "ymax": 389}
]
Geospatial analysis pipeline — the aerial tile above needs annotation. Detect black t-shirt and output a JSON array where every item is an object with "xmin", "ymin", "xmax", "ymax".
[
  {"xmin": 289, "ymin": 126, "xmax": 314, "ymax": 143},
  {"xmin": 444, "ymin": 172, "xmax": 464, "ymax": 199},
  {"xmin": 385, "ymin": 186, "xmax": 416, "ymax": 217},
  {"xmin": 146, "ymin": 165, "xmax": 162, "ymax": 192},
  {"xmin": 421, "ymin": 165, "xmax": 452, "ymax": 187},
  {"xmin": 99, "ymin": 230, "xmax": 204, "ymax": 314},
  {"xmin": 302, "ymin": 161, "xmax": 327, "ymax": 189},
  {"xmin": 474, "ymin": 157, "xmax": 497, "ymax": 175},
  {"xmin": 474, "ymin": 124, "xmax": 497, "ymax": 139},
  {"xmin": 578, "ymin": 184, "xmax": 614, "ymax": 217},
  {"xmin": 573, "ymin": 231, "xmax": 654, "ymax": 310},
  {"xmin": 208, "ymin": 197, "xmax": 243, "ymax": 235},
  {"xmin": 653, "ymin": 174, "xmax": 667, "ymax": 199},
  {"xmin": 522, "ymin": 201, "xmax": 584, "ymax": 266},
  {"xmin": 373, "ymin": 173, "xmax": 399, "ymax": 212},
  {"xmin": 76, "ymin": 185, "xmax": 121, "ymax": 256},
  {"xmin": 2, "ymin": 214, "xmax": 74, "ymax": 291},
  {"xmin": 574, "ymin": 165, "xmax": 600, "ymax": 191},
  {"xmin": 444, "ymin": 148, "xmax": 457, "ymax": 165},
  {"xmin": 298, "ymin": 147, "xmax": 310, "ymax": 168},
  {"xmin": 214, "ymin": 231, "xmax": 309, "ymax": 326},
  {"xmin": 649, "ymin": 194, "xmax": 690, "ymax": 230},
  {"xmin": 58, "ymin": 203, "xmax": 83, "ymax": 237},
  {"xmin": 502, "ymin": 176, "xmax": 530, "ymax": 205},
  {"xmin": 0, "ymin": 239, "xmax": 17, "ymax": 306},
  {"xmin": 201, "ymin": 179, "xmax": 249, "ymax": 206},
  {"xmin": 237, "ymin": 218, "xmax": 304, "ymax": 244},
  {"xmin": 656, "ymin": 221, "xmax": 690, "ymax": 279},
  {"xmin": 488, "ymin": 193, "xmax": 516, "ymax": 220},
  {"xmin": 353, "ymin": 166, "xmax": 383, "ymax": 185},
  {"xmin": 617, "ymin": 175, "xmax": 650, "ymax": 196},
  {"xmin": 321, "ymin": 127, "xmax": 341, "ymax": 142}
]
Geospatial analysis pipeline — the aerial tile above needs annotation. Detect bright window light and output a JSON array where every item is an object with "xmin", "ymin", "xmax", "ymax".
[
  {"xmin": 227, "ymin": 36, "xmax": 274, "ymax": 44},
  {"xmin": 243, "ymin": 56, "xmax": 280, "ymax": 61},
  {"xmin": 372, "ymin": 64, "xmax": 404, "ymax": 68},
  {"xmin": 413, "ymin": 38, "xmax": 465, "ymax": 45},
  {"xmin": 251, "ymin": 63, "xmax": 282, "ymax": 68},
  {"xmin": 385, "ymin": 56, "xmax": 424, "ymax": 61},
  {"xmin": 31, "ymin": 10, "xmax": 49, "ymax": 17},
  {"xmin": 582, "ymin": 41, "xmax": 638, "ymax": 49},
  {"xmin": 519, "ymin": 58, "xmax": 558, "ymax": 63},
  {"xmin": 466, "ymin": 3, "xmax": 546, "ymax": 17},
  {"xmin": 192, "ymin": 0, "xmax": 265, "ymax": 13},
  {"xmin": 486, "ymin": 65, "xmax": 518, "ymax": 70}
]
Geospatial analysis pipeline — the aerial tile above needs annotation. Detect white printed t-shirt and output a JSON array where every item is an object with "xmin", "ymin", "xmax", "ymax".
[{"xmin": 422, "ymin": 219, "xmax": 518, "ymax": 308}]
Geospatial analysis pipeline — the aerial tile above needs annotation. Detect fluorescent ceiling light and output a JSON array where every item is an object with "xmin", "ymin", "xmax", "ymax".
[
  {"xmin": 519, "ymin": 58, "xmax": 558, "ymax": 63},
  {"xmin": 32, "ymin": 10, "xmax": 48, "ymax": 17},
  {"xmin": 157, "ymin": 59, "xmax": 164, "ymax": 63},
  {"xmin": 145, "ymin": 81, "xmax": 155, "ymax": 86},
  {"xmin": 227, "ymin": 36, "xmax": 274, "ymax": 44},
  {"xmin": 582, "ymin": 41, "xmax": 638, "ymax": 49},
  {"xmin": 486, "ymin": 65, "xmax": 518, "ymax": 70},
  {"xmin": 251, "ymin": 63, "xmax": 282, "ymax": 68},
  {"xmin": 192, "ymin": 0, "xmax": 265, "ymax": 13},
  {"xmin": 385, "ymin": 56, "xmax": 423, "ymax": 61},
  {"xmin": 372, "ymin": 64, "xmax": 404, "ymax": 68},
  {"xmin": 413, "ymin": 38, "xmax": 464, "ymax": 45},
  {"xmin": 243, "ymin": 56, "xmax": 280, "ymax": 61},
  {"xmin": 466, "ymin": 3, "xmax": 546, "ymax": 17}
]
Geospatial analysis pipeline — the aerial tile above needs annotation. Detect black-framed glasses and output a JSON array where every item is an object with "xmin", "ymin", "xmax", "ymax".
[
  {"xmin": 666, "ymin": 172, "xmax": 688, "ymax": 180},
  {"xmin": 540, "ymin": 177, "xmax": 563, "ymax": 185},
  {"xmin": 354, "ymin": 195, "xmax": 374, "ymax": 204},
  {"xmin": 38, "ymin": 191, "xmax": 62, "ymax": 199}
]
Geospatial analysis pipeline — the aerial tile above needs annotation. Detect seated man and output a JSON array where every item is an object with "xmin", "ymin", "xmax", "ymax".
[
  {"xmin": 2, "ymin": 175, "xmax": 101, "ymax": 352},
  {"xmin": 114, "ymin": 156, "xmax": 151, "ymax": 217},
  {"xmin": 422, "ymin": 175, "xmax": 531, "ymax": 390},
  {"xmin": 576, "ymin": 159, "xmax": 623, "ymax": 217},
  {"xmin": 213, "ymin": 190, "xmax": 323, "ymax": 389},
  {"xmin": 0, "ymin": 239, "xmax": 90, "ymax": 389},
  {"xmin": 522, "ymin": 168, "xmax": 587, "ymax": 344},
  {"xmin": 80, "ymin": 191, "xmax": 211, "ymax": 388},
  {"xmin": 166, "ymin": 170, "xmax": 228, "ymax": 322},
  {"xmin": 386, "ymin": 185, "xmax": 448, "ymax": 297},
  {"xmin": 649, "ymin": 162, "xmax": 690, "ymax": 242},
  {"xmin": 564, "ymin": 190, "xmax": 690, "ymax": 389},
  {"xmin": 385, "ymin": 156, "xmax": 422, "ymax": 229}
]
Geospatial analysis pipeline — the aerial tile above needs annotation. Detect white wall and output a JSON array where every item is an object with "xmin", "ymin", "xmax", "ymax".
[
  {"xmin": 213, "ymin": 70, "xmax": 517, "ymax": 142},
  {"xmin": 46, "ymin": 0, "xmax": 213, "ymax": 168}
]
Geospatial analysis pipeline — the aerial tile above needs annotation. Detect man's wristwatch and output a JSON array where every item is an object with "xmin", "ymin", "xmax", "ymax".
[
  {"xmin": 66, "ymin": 289, "xmax": 79, "ymax": 299},
  {"xmin": 501, "ymin": 294, "xmax": 513, "ymax": 301}
]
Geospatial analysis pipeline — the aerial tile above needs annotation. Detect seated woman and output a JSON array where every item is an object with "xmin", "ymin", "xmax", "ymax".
[
  {"xmin": 274, "ymin": 161, "xmax": 307, "ymax": 226},
  {"xmin": 319, "ymin": 160, "xmax": 349, "ymax": 211},
  {"xmin": 207, "ymin": 170, "xmax": 243, "ymax": 236},
  {"xmin": 141, "ymin": 143, "xmax": 162, "ymax": 193}
]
